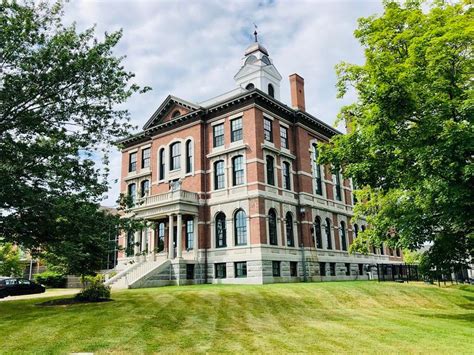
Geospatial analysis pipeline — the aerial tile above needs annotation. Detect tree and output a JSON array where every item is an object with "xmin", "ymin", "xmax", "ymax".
[
  {"xmin": 0, "ymin": 1, "xmax": 149, "ymax": 272},
  {"xmin": 318, "ymin": 1, "xmax": 473, "ymax": 268},
  {"xmin": 0, "ymin": 243, "xmax": 23, "ymax": 277}
]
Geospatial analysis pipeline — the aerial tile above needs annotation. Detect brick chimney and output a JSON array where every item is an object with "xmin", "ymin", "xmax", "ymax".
[{"xmin": 289, "ymin": 73, "xmax": 305, "ymax": 111}]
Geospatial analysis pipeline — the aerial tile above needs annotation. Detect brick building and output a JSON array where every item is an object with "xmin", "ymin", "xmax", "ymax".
[{"xmin": 108, "ymin": 39, "xmax": 403, "ymax": 289}]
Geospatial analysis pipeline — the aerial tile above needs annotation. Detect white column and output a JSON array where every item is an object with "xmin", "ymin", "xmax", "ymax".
[
  {"xmin": 193, "ymin": 216, "xmax": 199, "ymax": 259},
  {"xmin": 150, "ymin": 223, "xmax": 156, "ymax": 257},
  {"xmin": 141, "ymin": 228, "xmax": 147, "ymax": 252},
  {"xmin": 177, "ymin": 213, "xmax": 183, "ymax": 258},
  {"xmin": 168, "ymin": 215, "xmax": 174, "ymax": 259},
  {"xmin": 134, "ymin": 230, "xmax": 140, "ymax": 258}
]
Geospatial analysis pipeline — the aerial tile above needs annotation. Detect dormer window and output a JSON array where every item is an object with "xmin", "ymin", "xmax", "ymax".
[
  {"xmin": 245, "ymin": 83, "xmax": 255, "ymax": 90},
  {"xmin": 268, "ymin": 83, "xmax": 274, "ymax": 98}
]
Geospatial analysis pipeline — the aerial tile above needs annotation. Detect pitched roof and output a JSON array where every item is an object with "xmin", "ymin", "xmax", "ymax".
[{"xmin": 142, "ymin": 95, "xmax": 200, "ymax": 130}]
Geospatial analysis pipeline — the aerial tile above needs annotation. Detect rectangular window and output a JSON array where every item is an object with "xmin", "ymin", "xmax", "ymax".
[
  {"xmin": 330, "ymin": 262, "xmax": 336, "ymax": 276},
  {"xmin": 266, "ymin": 155, "xmax": 275, "ymax": 186},
  {"xmin": 320, "ymin": 262, "xmax": 326, "ymax": 277},
  {"xmin": 186, "ymin": 264, "xmax": 194, "ymax": 280},
  {"xmin": 345, "ymin": 263, "xmax": 351, "ymax": 276},
  {"xmin": 186, "ymin": 141, "xmax": 192, "ymax": 173},
  {"xmin": 272, "ymin": 261, "xmax": 281, "ymax": 277},
  {"xmin": 358, "ymin": 264, "xmax": 364, "ymax": 276},
  {"xmin": 186, "ymin": 220, "xmax": 194, "ymax": 250},
  {"xmin": 232, "ymin": 156, "xmax": 244, "ymax": 186},
  {"xmin": 335, "ymin": 172, "xmax": 342, "ymax": 201},
  {"xmin": 283, "ymin": 162, "xmax": 291, "ymax": 190},
  {"xmin": 159, "ymin": 149, "xmax": 165, "ymax": 180},
  {"xmin": 127, "ymin": 183, "xmax": 136, "ymax": 204},
  {"xmin": 215, "ymin": 263, "xmax": 226, "ymax": 279},
  {"xmin": 231, "ymin": 118, "xmax": 242, "ymax": 142},
  {"xmin": 213, "ymin": 123, "xmax": 224, "ymax": 147},
  {"xmin": 264, "ymin": 118, "xmax": 273, "ymax": 142},
  {"xmin": 140, "ymin": 180, "xmax": 150, "ymax": 198},
  {"xmin": 214, "ymin": 160, "xmax": 225, "ymax": 190},
  {"xmin": 234, "ymin": 262, "xmax": 247, "ymax": 278},
  {"xmin": 141, "ymin": 148, "xmax": 150, "ymax": 169},
  {"xmin": 312, "ymin": 144, "xmax": 323, "ymax": 196},
  {"xmin": 280, "ymin": 126, "xmax": 288, "ymax": 148},
  {"xmin": 170, "ymin": 143, "xmax": 181, "ymax": 170},
  {"xmin": 290, "ymin": 262, "xmax": 298, "ymax": 277},
  {"xmin": 129, "ymin": 152, "xmax": 137, "ymax": 172}
]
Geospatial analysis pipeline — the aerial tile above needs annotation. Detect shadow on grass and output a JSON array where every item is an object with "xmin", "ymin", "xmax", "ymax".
[
  {"xmin": 36, "ymin": 298, "xmax": 113, "ymax": 307},
  {"xmin": 418, "ymin": 312, "xmax": 474, "ymax": 323}
]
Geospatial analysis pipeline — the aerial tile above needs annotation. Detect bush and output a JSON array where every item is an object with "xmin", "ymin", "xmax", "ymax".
[
  {"xmin": 34, "ymin": 271, "xmax": 66, "ymax": 288},
  {"xmin": 75, "ymin": 275, "xmax": 111, "ymax": 302}
]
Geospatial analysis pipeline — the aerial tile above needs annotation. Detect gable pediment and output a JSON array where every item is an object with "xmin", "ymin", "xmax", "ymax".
[{"xmin": 143, "ymin": 95, "xmax": 200, "ymax": 130}]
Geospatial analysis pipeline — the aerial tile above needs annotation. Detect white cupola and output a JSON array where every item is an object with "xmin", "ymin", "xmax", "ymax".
[{"xmin": 234, "ymin": 32, "xmax": 282, "ymax": 100}]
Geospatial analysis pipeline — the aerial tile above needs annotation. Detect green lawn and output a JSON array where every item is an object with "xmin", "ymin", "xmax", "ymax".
[{"xmin": 1, "ymin": 282, "xmax": 473, "ymax": 354}]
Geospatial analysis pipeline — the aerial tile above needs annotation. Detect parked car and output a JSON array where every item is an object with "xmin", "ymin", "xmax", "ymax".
[{"xmin": 0, "ymin": 277, "xmax": 46, "ymax": 299}]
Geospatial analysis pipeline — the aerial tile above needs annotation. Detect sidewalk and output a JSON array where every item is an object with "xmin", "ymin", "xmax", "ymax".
[{"xmin": 0, "ymin": 288, "xmax": 80, "ymax": 302}]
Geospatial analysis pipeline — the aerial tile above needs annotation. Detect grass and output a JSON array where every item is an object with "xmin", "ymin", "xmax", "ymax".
[{"xmin": 0, "ymin": 281, "xmax": 473, "ymax": 354}]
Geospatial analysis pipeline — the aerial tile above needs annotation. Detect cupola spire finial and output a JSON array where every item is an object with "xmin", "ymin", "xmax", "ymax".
[{"xmin": 253, "ymin": 23, "xmax": 258, "ymax": 42}]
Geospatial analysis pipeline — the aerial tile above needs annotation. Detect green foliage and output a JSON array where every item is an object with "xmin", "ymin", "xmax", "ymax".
[
  {"xmin": 75, "ymin": 274, "xmax": 110, "ymax": 302},
  {"xmin": 34, "ymin": 271, "xmax": 66, "ymax": 288},
  {"xmin": 0, "ymin": 1, "xmax": 149, "ymax": 276},
  {"xmin": 0, "ymin": 243, "xmax": 23, "ymax": 277},
  {"xmin": 319, "ymin": 1, "xmax": 473, "ymax": 268},
  {"xmin": 402, "ymin": 249, "xmax": 423, "ymax": 264}
]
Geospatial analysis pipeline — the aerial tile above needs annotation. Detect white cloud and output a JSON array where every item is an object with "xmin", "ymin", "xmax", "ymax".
[{"xmin": 61, "ymin": 0, "xmax": 383, "ymax": 207}]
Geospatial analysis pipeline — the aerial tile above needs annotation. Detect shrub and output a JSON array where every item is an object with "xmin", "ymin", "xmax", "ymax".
[
  {"xmin": 34, "ymin": 271, "xmax": 66, "ymax": 288},
  {"xmin": 75, "ymin": 275, "xmax": 111, "ymax": 302}
]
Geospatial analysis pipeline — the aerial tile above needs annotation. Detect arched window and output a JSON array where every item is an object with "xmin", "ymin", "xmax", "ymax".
[
  {"xmin": 286, "ymin": 212, "xmax": 294, "ymax": 247},
  {"xmin": 380, "ymin": 243, "xmax": 385, "ymax": 255},
  {"xmin": 268, "ymin": 83, "xmax": 275, "ymax": 98},
  {"xmin": 128, "ymin": 183, "xmax": 136, "ymax": 204},
  {"xmin": 234, "ymin": 209, "xmax": 247, "ymax": 246},
  {"xmin": 325, "ymin": 218, "xmax": 332, "ymax": 250},
  {"xmin": 315, "ymin": 217, "xmax": 323, "ymax": 249},
  {"xmin": 159, "ymin": 148, "xmax": 165, "ymax": 180},
  {"xmin": 185, "ymin": 140, "xmax": 192, "ymax": 173},
  {"xmin": 396, "ymin": 248, "xmax": 401, "ymax": 257},
  {"xmin": 169, "ymin": 142, "xmax": 181, "ymax": 170},
  {"xmin": 157, "ymin": 222, "xmax": 165, "ymax": 252},
  {"xmin": 245, "ymin": 55, "xmax": 257, "ymax": 65},
  {"xmin": 340, "ymin": 221, "xmax": 347, "ymax": 251},
  {"xmin": 268, "ymin": 209, "xmax": 278, "ymax": 245},
  {"xmin": 214, "ymin": 160, "xmax": 225, "ymax": 190},
  {"xmin": 232, "ymin": 155, "xmax": 244, "ymax": 186},
  {"xmin": 266, "ymin": 155, "xmax": 275, "ymax": 186},
  {"xmin": 215, "ymin": 213, "xmax": 226, "ymax": 248},
  {"xmin": 245, "ymin": 83, "xmax": 255, "ymax": 90},
  {"xmin": 353, "ymin": 224, "xmax": 359, "ymax": 238},
  {"xmin": 140, "ymin": 179, "xmax": 150, "ymax": 198},
  {"xmin": 172, "ymin": 110, "xmax": 181, "ymax": 118},
  {"xmin": 312, "ymin": 143, "xmax": 323, "ymax": 195},
  {"xmin": 282, "ymin": 161, "xmax": 291, "ymax": 190}
]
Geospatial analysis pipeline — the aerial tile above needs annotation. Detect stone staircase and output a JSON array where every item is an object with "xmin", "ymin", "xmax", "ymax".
[{"xmin": 104, "ymin": 259, "xmax": 171, "ymax": 290}]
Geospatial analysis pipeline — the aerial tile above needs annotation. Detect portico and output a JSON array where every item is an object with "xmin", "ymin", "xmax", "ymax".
[{"xmin": 119, "ymin": 186, "xmax": 200, "ymax": 265}]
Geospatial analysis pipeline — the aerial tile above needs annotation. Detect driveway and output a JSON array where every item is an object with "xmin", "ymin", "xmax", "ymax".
[{"xmin": 0, "ymin": 288, "xmax": 80, "ymax": 302}]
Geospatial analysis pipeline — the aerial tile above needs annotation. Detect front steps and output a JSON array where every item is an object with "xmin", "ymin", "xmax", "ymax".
[
  {"xmin": 105, "ymin": 258, "xmax": 205, "ymax": 289},
  {"xmin": 105, "ymin": 259, "xmax": 171, "ymax": 290}
]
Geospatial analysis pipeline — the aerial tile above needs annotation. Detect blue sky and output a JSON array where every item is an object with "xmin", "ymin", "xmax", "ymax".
[{"xmin": 62, "ymin": 0, "xmax": 384, "ymax": 206}]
